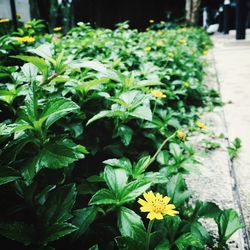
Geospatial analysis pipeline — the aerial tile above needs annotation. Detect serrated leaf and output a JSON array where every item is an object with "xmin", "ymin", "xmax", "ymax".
[
  {"xmin": 133, "ymin": 155, "xmax": 151, "ymax": 177},
  {"xmin": 104, "ymin": 166, "xmax": 128, "ymax": 194},
  {"xmin": 11, "ymin": 55, "xmax": 48, "ymax": 79},
  {"xmin": 75, "ymin": 77, "xmax": 110, "ymax": 92},
  {"xmin": 216, "ymin": 209, "xmax": 244, "ymax": 243},
  {"xmin": 103, "ymin": 158, "xmax": 132, "ymax": 170},
  {"xmin": 0, "ymin": 168, "xmax": 20, "ymax": 185},
  {"xmin": 118, "ymin": 207, "xmax": 145, "ymax": 239},
  {"xmin": 21, "ymin": 63, "xmax": 38, "ymax": 82},
  {"xmin": 40, "ymin": 98, "xmax": 79, "ymax": 129},
  {"xmin": 193, "ymin": 201, "xmax": 221, "ymax": 219},
  {"xmin": 89, "ymin": 189, "xmax": 117, "ymax": 205},
  {"xmin": 130, "ymin": 105, "xmax": 152, "ymax": 121},
  {"xmin": 86, "ymin": 110, "xmax": 126, "ymax": 125},
  {"xmin": 166, "ymin": 174, "xmax": 192, "ymax": 207},
  {"xmin": 71, "ymin": 207, "xmax": 98, "ymax": 240},
  {"xmin": 43, "ymin": 223, "xmax": 77, "ymax": 244},
  {"xmin": 169, "ymin": 143, "xmax": 182, "ymax": 159},
  {"xmin": 0, "ymin": 222, "xmax": 35, "ymax": 245},
  {"xmin": 120, "ymin": 180, "xmax": 151, "ymax": 204},
  {"xmin": 38, "ymin": 184, "xmax": 77, "ymax": 225},
  {"xmin": 175, "ymin": 233, "xmax": 204, "ymax": 250}
]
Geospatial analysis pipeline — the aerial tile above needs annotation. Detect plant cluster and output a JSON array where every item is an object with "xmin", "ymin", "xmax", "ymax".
[{"xmin": 0, "ymin": 21, "xmax": 243, "ymax": 250}]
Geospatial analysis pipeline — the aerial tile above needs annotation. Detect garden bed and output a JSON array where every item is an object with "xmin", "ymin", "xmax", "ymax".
[{"xmin": 0, "ymin": 20, "xmax": 244, "ymax": 249}]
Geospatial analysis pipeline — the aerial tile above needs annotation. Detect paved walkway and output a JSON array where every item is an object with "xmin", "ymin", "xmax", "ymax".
[
  {"xmin": 213, "ymin": 30, "xmax": 250, "ymax": 248},
  {"xmin": 187, "ymin": 30, "xmax": 250, "ymax": 249}
]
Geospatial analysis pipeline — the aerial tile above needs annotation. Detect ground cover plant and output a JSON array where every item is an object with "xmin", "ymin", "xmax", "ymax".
[{"xmin": 0, "ymin": 20, "xmax": 243, "ymax": 250}]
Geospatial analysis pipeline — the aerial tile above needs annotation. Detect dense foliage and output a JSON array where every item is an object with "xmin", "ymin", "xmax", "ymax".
[{"xmin": 0, "ymin": 20, "xmax": 243, "ymax": 250}]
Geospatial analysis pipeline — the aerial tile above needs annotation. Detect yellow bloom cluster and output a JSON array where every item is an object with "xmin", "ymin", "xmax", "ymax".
[
  {"xmin": 24, "ymin": 24, "xmax": 32, "ymax": 29},
  {"xmin": 15, "ymin": 36, "xmax": 35, "ymax": 43},
  {"xmin": 196, "ymin": 120, "xmax": 207, "ymax": 129},
  {"xmin": 178, "ymin": 39, "xmax": 187, "ymax": 45},
  {"xmin": 138, "ymin": 191, "xmax": 179, "ymax": 220},
  {"xmin": 53, "ymin": 27, "xmax": 62, "ymax": 32},
  {"xmin": 203, "ymin": 50, "xmax": 209, "ymax": 56},
  {"xmin": 184, "ymin": 82, "xmax": 189, "ymax": 88},
  {"xmin": 144, "ymin": 46, "xmax": 151, "ymax": 52},
  {"xmin": 160, "ymin": 21, "xmax": 165, "ymax": 24},
  {"xmin": 151, "ymin": 90, "xmax": 166, "ymax": 98},
  {"xmin": 0, "ymin": 19, "xmax": 10, "ymax": 23},
  {"xmin": 168, "ymin": 52, "xmax": 174, "ymax": 58},
  {"xmin": 149, "ymin": 19, "xmax": 154, "ymax": 24},
  {"xmin": 177, "ymin": 130, "xmax": 186, "ymax": 141},
  {"xmin": 156, "ymin": 40, "xmax": 164, "ymax": 46}
]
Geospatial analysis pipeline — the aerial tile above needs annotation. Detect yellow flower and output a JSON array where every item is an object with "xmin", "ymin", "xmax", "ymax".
[
  {"xmin": 53, "ymin": 26, "xmax": 62, "ymax": 32},
  {"xmin": 24, "ymin": 24, "xmax": 32, "ymax": 29},
  {"xmin": 184, "ymin": 82, "xmax": 189, "ymax": 88},
  {"xmin": 146, "ymin": 27, "xmax": 150, "ymax": 31},
  {"xmin": 177, "ymin": 130, "xmax": 186, "ymax": 141},
  {"xmin": 138, "ymin": 191, "xmax": 179, "ymax": 220},
  {"xmin": 196, "ymin": 120, "xmax": 207, "ymax": 129},
  {"xmin": 160, "ymin": 21, "xmax": 165, "ymax": 24},
  {"xmin": 168, "ymin": 52, "xmax": 174, "ymax": 58},
  {"xmin": 145, "ymin": 46, "xmax": 151, "ymax": 52},
  {"xmin": 15, "ymin": 36, "xmax": 35, "ymax": 43},
  {"xmin": 151, "ymin": 90, "xmax": 166, "ymax": 98},
  {"xmin": 149, "ymin": 19, "xmax": 154, "ymax": 23},
  {"xmin": 203, "ymin": 50, "xmax": 209, "ymax": 56},
  {"xmin": 156, "ymin": 40, "xmax": 164, "ymax": 47},
  {"xmin": 178, "ymin": 39, "xmax": 187, "ymax": 45},
  {"xmin": 0, "ymin": 18, "xmax": 10, "ymax": 23}
]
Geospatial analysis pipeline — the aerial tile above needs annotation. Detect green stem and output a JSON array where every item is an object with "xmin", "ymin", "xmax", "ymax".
[
  {"xmin": 146, "ymin": 220, "xmax": 154, "ymax": 250},
  {"xmin": 148, "ymin": 131, "xmax": 176, "ymax": 166}
]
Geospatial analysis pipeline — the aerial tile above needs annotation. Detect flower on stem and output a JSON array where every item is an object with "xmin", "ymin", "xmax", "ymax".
[
  {"xmin": 53, "ymin": 26, "xmax": 62, "ymax": 32},
  {"xmin": 145, "ymin": 46, "xmax": 151, "ymax": 52},
  {"xmin": 24, "ymin": 24, "xmax": 32, "ymax": 29},
  {"xmin": 149, "ymin": 19, "xmax": 154, "ymax": 23},
  {"xmin": 156, "ymin": 40, "xmax": 164, "ymax": 47},
  {"xmin": 196, "ymin": 120, "xmax": 207, "ymax": 129},
  {"xmin": 138, "ymin": 191, "xmax": 179, "ymax": 220},
  {"xmin": 151, "ymin": 90, "xmax": 166, "ymax": 98},
  {"xmin": 178, "ymin": 39, "xmax": 187, "ymax": 45},
  {"xmin": 160, "ymin": 21, "xmax": 165, "ymax": 24},
  {"xmin": 203, "ymin": 50, "xmax": 209, "ymax": 56},
  {"xmin": 15, "ymin": 36, "xmax": 35, "ymax": 43},
  {"xmin": 0, "ymin": 18, "xmax": 10, "ymax": 23},
  {"xmin": 177, "ymin": 130, "xmax": 186, "ymax": 141},
  {"xmin": 168, "ymin": 52, "xmax": 174, "ymax": 58}
]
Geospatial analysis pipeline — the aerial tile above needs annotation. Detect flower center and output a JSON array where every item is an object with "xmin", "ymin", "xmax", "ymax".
[{"xmin": 151, "ymin": 198, "xmax": 166, "ymax": 213}]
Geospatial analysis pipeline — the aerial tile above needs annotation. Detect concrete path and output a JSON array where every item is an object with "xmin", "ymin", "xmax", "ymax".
[
  {"xmin": 186, "ymin": 30, "xmax": 250, "ymax": 249},
  {"xmin": 213, "ymin": 30, "xmax": 250, "ymax": 248}
]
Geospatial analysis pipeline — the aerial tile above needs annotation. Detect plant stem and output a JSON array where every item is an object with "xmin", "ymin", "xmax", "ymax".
[
  {"xmin": 146, "ymin": 220, "xmax": 154, "ymax": 250},
  {"xmin": 148, "ymin": 131, "xmax": 176, "ymax": 166}
]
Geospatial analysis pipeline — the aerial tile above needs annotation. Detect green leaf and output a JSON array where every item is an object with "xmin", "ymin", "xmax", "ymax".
[
  {"xmin": 0, "ymin": 167, "xmax": 20, "ymax": 185},
  {"xmin": 216, "ymin": 209, "xmax": 244, "ymax": 243},
  {"xmin": 163, "ymin": 216, "xmax": 181, "ymax": 241},
  {"xmin": 38, "ymin": 184, "xmax": 77, "ymax": 225},
  {"xmin": 118, "ymin": 207, "xmax": 145, "ymax": 239},
  {"xmin": 166, "ymin": 174, "xmax": 192, "ymax": 207},
  {"xmin": 29, "ymin": 43, "xmax": 53, "ymax": 61},
  {"xmin": 0, "ymin": 222, "xmax": 35, "ymax": 245},
  {"xmin": 86, "ymin": 110, "xmax": 126, "ymax": 125},
  {"xmin": 103, "ymin": 158, "xmax": 132, "ymax": 171},
  {"xmin": 40, "ymin": 139, "xmax": 85, "ymax": 168},
  {"xmin": 169, "ymin": 143, "xmax": 182, "ymax": 159},
  {"xmin": 116, "ymin": 125, "xmax": 133, "ymax": 146},
  {"xmin": 191, "ymin": 222, "xmax": 212, "ymax": 245},
  {"xmin": 104, "ymin": 166, "xmax": 128, "ymax": 194},
  {"xmin": 71, "ymin": 207, "xmax": 98, "ymax": 240},
  {"xmin": 42, "ymin": 223, "xmax": 77, "ymax": 244},
  {"xmin": 88, "ymin": 245, "xmax": 99, "ymax": 250},
  {"xmin": 193, "ymin": 201, "xmax": 221, "ymax": 219},
  {"xmin": 133, "ymin": 155, "xmax": 151, "ymax": 177},
  {"xmin": 11, "ymin": 55, "xmax": 48, "ymax": 79},
  {"xmin": 130, "ymin": 105, "xmax": 152, "ymax": 121},
  {"xmin": 40, "ymin": 98, "xmax": 79, "ymax": 129},
  {"xmin": 155, "ymin": 240, "xmax": 171, "ymax": 250},
  {"xmin": 89, "ymin": 189, "xmax": 117, "ymax": 205},
  {"xmin": 120, "ymin": 180, "xmax": 151, "ymax": 204},
  {"xmin": 21, "ymin": 63, "xmax": 38, "ymax": 82},
  {"xmin": 115, "ymin": 236, "xmax": 145, "ymax": 250},
  {"xmin": 175, "ymin": 233, "xmax": 204, "ymax": 250},
  {"xmin": 75, "ymin": 77, "xmax": 111, "ymax": 92}
]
